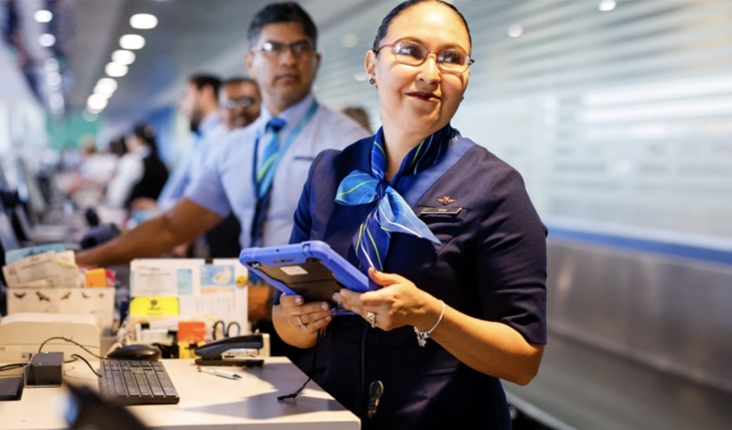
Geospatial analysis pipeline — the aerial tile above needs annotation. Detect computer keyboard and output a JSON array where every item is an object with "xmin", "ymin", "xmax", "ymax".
[{"xmin": 98, "ymin": 360, "xmax": 180, "ymax": 405}]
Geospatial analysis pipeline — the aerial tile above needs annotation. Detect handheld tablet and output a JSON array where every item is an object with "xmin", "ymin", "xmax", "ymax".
[{"xmin": 239, "ymin": 241, "xmax": 376, "ymax": 307}]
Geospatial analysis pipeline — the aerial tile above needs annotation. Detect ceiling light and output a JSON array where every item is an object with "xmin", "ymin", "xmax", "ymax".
[
  {"xmin": 119, "ymin": 34, "xmax": 145, "ymax": 50},
  {"xmin": 105, "ymin": 62, "xmax": 128, "ymax": 77},
  {"xmin": 599, "ymin": 0, "xmax": 616, "ymax": 11},
  {"xmin": 94, "ymin": 78, "xmax": 118, "ymax": 95},
  {"xmin": 34, "ymin": 10, "xmax": 52, "ymax": 23},
  {"xmin": 130, "ymin": 13, "xmax": 158, "ymax": 29},
  {"xmin": 46, "ymin": 73, "xmax": 62, "ymax": 88},
  {"xmin": 44, "ymin": 58, "xmax": 59, "ymax": 73},
  {"xmin": 508, "ymin": 24, "xmax": 523, "ymax": 38},
  {"xmin": 112, "ymin": 50, "xmax": 136, "ymax": 65},
  {"xmin": 39, "ymin": 33, "xmax": 56, "ymax": 47},
  {"xmin": 87, "ymin": 94, "xmax": 108, "ymax": 111},
  {"xmin": 49, "ymin": 93, "xmax": 64, "ymax": 110}
]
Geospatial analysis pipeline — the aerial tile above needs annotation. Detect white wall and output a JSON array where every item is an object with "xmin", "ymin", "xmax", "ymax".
[{"xmin": 314, "ymin": 0, "xmax": 732, "ymax": 241}]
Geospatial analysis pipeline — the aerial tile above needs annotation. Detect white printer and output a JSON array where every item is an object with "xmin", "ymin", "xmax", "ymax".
[{"xmin": 0, "ymin": 312, "xmax": 100, "ymax": 364}]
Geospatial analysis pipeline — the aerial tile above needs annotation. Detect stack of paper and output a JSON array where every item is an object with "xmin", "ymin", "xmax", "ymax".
[{"xmin": 2, "ymin": 244, "xmax": 115, "ymax": 333}]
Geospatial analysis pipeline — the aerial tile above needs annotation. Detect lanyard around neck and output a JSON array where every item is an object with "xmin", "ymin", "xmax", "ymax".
[{"xmin": 251, "ymin": 99, "xmax": 319, "ymax": 198}]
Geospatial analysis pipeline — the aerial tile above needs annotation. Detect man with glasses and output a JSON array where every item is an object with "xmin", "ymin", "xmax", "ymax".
[
  {"xmin": 220, "ymin": 77, "xmax": 261, "ymax": 131},
  {"xmin": 203, "ymin": 77, "xmax": 262, "ymax": 258},
  {"xmin": 77, "ymin": 3, "xmax": 369, "ymax": 328}
]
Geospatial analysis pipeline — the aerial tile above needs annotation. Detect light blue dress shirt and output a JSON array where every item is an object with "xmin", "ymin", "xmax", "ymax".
[
  {"xmin": 185, "ymin": 94, "xmax": 370, "ymax": 248},
  {"xmin": 157, "ymin": 111, "xmax": 227, "ymax": 211}
]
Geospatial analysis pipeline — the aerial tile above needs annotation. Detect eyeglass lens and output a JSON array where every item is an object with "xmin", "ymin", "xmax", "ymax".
[
  {"xmin": 258, "ymin": 40, "xmax": 313, "ymax": 56},
  {"xmin": 225, "ymin": 97, "xmax": 257, "ymax": 108},
  {"xmin": 392, "ymin": 41, "xmax": 470, "ymax": 73}
]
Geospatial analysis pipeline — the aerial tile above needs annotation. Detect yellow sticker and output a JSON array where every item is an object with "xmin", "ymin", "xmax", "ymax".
[{"xmin": 129, "ymin": 296, "xmax": 179, "ymax": 316}]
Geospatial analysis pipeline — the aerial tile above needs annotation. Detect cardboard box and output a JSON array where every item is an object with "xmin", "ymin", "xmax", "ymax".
[{"xmin": 7, "ymin": 287, "xmax": 115, "ymax": 334}]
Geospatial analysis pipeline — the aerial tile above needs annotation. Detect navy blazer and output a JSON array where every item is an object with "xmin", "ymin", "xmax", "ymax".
[{"xmin": 289, "ymin": 134, "xmax": 547, "ymax": 429}]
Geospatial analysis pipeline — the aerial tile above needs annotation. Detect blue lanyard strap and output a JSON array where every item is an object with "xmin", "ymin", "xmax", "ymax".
[{"xmin": 252, "ymin": 100, "xmax": 319, "ymax": 199}]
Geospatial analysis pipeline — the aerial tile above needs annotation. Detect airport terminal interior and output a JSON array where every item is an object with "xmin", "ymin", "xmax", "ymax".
[{"xmin": 1, "ymin": 0, "xmax": 731, "ymax": 429}]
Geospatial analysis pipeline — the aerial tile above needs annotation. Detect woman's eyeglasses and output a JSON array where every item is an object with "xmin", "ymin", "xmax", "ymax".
[
  {"xmin": 224, "ymin": 97, "xmax": 258, "ymax": 109},
  {"xmin": 374, "ymin": 40, "xmax": 474, "ymax": 74},
  {"xmin": 250, "ymin": 40, "xmax": 314, "ymax": 57}
]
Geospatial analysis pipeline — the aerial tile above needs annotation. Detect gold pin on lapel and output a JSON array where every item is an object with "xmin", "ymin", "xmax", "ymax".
[{"xmin": 437, "ymin": 196, "xmax": 455, "ymax": 205}]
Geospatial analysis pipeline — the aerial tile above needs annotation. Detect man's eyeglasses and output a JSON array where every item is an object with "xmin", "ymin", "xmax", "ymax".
[
  {"xmin": 224, "ymin": 97, "xmax": 258, "ymax": 109},
  {"xmin": 250, "ymin": 40, "xmax": 314, "ymax": 57},
  {"xmin": 373, "ymin": 40, "xmax": 474, "ymax": 74}
]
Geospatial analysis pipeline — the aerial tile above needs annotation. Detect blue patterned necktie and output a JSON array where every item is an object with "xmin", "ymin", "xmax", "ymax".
[
  {"xmin": 256, "ymin": 117, "xmax": 287, "ymax": 198},
  {"xmin": 335, "ymin": 124, "xmax": 459, "ymax": 271}
]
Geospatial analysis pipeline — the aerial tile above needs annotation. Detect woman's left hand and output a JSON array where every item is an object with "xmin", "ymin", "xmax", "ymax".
[{"xmin": 333, "ymin": 267, "xmax": 438, "ymax": 331}]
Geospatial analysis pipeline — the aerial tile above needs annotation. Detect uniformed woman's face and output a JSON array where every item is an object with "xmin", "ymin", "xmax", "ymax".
[{"xmin": 366, "ymin": 2, "xmax": 471, "ymax": 139}]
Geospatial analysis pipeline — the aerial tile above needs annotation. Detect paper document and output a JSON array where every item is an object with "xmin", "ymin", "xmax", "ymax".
[{"xmin": 130, "ymin": 267, "xmax": 178, "ymax": 297}]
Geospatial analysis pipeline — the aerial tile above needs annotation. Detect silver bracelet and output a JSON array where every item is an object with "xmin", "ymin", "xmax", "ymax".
[{"xmin": 414, "ymin": 300, "xmax": 446, "ymax": 347}]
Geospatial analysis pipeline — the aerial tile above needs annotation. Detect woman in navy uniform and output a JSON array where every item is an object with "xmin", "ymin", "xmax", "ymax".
[{"xmin": 273, "ymin": 1, "xmax": 547, "ymax": 428}]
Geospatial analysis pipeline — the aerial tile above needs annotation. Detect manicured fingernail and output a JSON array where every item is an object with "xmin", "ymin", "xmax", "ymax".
[
  {"xmin": 332, "ymin": 293, "xmax": 341, "ymax": 301},
  {"xmin": 295, "ymin": 296, "xmax": 303, "ymax": 304},
  {"xmin": 321, "ymin": 303, "xmax": 330, "ymax": 310},
  {"xmin": 325, "ymin": 316, "xmax": 332, "ymax": 321}
]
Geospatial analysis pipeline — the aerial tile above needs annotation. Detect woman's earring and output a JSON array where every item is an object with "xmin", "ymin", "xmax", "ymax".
[{"xmin": 368, "ymin": 77, "xmax": 375, "ymax": 85}]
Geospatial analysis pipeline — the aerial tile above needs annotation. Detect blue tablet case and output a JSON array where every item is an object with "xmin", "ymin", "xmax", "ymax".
[{"xmin": 239, "ymin": 241, "xmax": 377, "ymax": 306}]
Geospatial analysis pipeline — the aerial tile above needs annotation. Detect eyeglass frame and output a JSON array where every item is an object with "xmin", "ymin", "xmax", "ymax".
[
  {"xmin": 223, "ymin": 97, "xmax": 259, "ymax": 109},
  {"xmin": 373, "ymin": 40, "xmax": 475, "ymax": 74},
  {"xmin": 249, "ymin": 40, "xmax": 315, "ymax": 57}
]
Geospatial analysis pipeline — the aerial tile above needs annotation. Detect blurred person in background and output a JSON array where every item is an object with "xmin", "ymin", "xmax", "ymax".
[
  {"xmin": 133, "ymin": 74, "xmax": 226, "ymax": 212},
  {"xmin": 60, "ymin": 135, "xmax": 118, "ymax": 202},
  {"xmin": 105, "ymin": 124, "xmax": 168, "ymax": 209},
  {"xmin": 104, "ymin": 134, "xmax": 140, "ymax": 209},
  {"xmin": 220, "ymin": 77, "xmax": 262, "ymax": 131},
  {"xmin": 77, "ymin": 135, "xmax": 118, "ymax": 189},
  {"xmin": 125, "ymin": 124, "xmax": 169, "ymax": 208},
  {"xmin": 203, "ymin": 76, "xmax": 262, "ymax": 258}
]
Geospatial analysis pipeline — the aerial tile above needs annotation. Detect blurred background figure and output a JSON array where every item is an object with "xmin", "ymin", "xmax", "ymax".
[
  {"xmin": 341, "ymin": 106, "xmax": 372, "ymax": 134},
  {"xmin": 76, "ymin": 135, "xmax": 118, "ymax": 191},
  {"xmin": 151, "ymin": 74, "xmax": 225, "ymax": 212},
  {"xmin": 220, "ymin": 77, "xmax": 261, "ymax": 131},
  {"xmin": 202, "ymin": 77, "xmax": 262, "ymax": 258},
  {"xmin": 124, "ymin": 124, "xmax": 169, "ymax": 208},
  {"xmin": 105, "ymin": 124, "xmax": 168, "ymax": 210}
]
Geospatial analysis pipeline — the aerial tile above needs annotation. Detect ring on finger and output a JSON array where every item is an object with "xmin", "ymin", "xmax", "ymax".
[
  {"xmin": 296, "ymin": 315, "xmax": 306, "ymax": 329},
  {"xmin": 366, "ymin": 311, "xmax": 377, "ymax": 328}
]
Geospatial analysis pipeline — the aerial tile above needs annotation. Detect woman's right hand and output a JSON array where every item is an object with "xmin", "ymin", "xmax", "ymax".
[{"xmin": 278, "ymin": 295, "xmax": 333, "ymax": 335}]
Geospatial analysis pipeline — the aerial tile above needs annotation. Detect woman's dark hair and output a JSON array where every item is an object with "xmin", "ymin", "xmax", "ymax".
[
  {"xmin": 247, "ymin": 2, "xmax": 318, "ymax": 50},
  {"xmin": 108, "ymin": 137, "xmax": 127, "ymax": 157},
  {"xmin": 372, "ymin": 0, "xmax": 472, "ymax": 52},
  {"xmin": 132, "ymin": 123, "xmax": 160, "ymax": 159}
]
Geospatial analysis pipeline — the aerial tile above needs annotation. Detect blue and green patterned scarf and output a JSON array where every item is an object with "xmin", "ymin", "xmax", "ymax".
[{"xmin": 335, "ymin": 124, "xmax": 459, "ymax": 271}]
